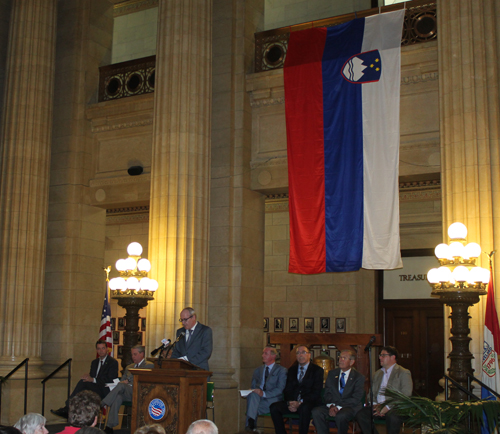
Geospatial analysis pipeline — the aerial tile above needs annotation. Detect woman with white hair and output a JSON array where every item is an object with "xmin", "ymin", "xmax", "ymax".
[{"xmin": 13, "ymin": 414, "xmax": 48, "ymax": 434}]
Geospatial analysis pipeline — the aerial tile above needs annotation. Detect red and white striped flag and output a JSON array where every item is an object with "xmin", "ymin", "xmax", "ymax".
[{"xmin": 99, "ymin": 281, "xmax": 113, "ymax": 356}]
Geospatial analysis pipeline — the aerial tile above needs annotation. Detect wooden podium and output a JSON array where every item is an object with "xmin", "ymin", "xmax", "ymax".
[{"xmin": 129, "ymin": 359, "xmax": 212, "ymax": 434}]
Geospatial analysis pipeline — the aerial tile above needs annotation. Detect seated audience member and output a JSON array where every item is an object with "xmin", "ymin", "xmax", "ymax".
[
  {"xmin": 0, "ymin": 426, "xmax": 22, "ymax": 434},
  {"xmin": 312, "ymin": 349, "xmax": 365, "ymax": 434},
  {"xmin": 270, "ymin": 345, "xmax": 324, "ymax": 434},
  {"xmin": 14, "ymin": 414, "xmax": 47, "ymax": 434},
  {"xmin": 56, "ymin": 390, "xmax": 101, "ymax": 434},
  {"xmin": 102, "ymin": 345, "xmax": 154, "ymax": 434},
  {"xmin": 52, "ymin": 340, "xmax": 118, "ymax": 418},
  {"xmin": 77, "ymin": 428, "xmax": 105, "ymax": 434},
  {"xmin": 245, "ymin": 347, "xmax": 287, "ymax": 432},
  {"xmin": 134, "ymin": 425, "xmax": 166, "ymax": 434},
  {"xmin": 185, "ymin": 420, "xmax": 218, "ymax": 434},
  {"xmin": 355, "ymin": 346, "xmax": 412, "ymax": 434}
]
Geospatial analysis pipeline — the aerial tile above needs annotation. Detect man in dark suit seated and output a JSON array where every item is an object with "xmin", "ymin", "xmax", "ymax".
[
  {"xmin": 270, "ymin": 345, "xmax": 324, "ymax": 434},
  {"xmin": 171, "ymin": 307, "xmax": 213, "ymax": 371},
  {"xmin": 51, "ymin": 340, "xmax": 119, "ymax": 419},
  {"xmin": 245, "ymin": 346, "xmax": 287, "ymax": 432},
  {"xmin": 312, "ymin": 349, "xmax": 365, "ymax": 434},
  {"xmin": 355, "ymin": 346, "xmax": 412, "ymax": 434}
]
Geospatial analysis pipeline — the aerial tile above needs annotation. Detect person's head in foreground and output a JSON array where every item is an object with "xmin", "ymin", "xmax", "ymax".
[
  {"xmin": 69, "ymin": 390, "xmax": 101, "ymax": 427},
  {"xmin": 14, "ymin": 414, "xmax": 47, "ymax": 434},
  {"xmin": 134, "ymin": 424, "xmax": 166, "ymax": 434},
  {"xmin": 186, "ymin": 420, "xmax": 218, "ymax": 434}
]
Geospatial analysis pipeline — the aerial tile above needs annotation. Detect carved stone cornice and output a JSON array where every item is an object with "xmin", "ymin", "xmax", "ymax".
[
  {"xmin": 401, "ymin": 72, "xmax": 439, "ymax": 85},
  {"xmin": 250, "ymin": 96, "xmax": 285, "ymax": 108},
  {"xmin": 112, "ymin": 0, "xmax": 158, "ymax": 17},
  {"xmin": 90, "ymin": 174, "xmax": 151, "ymax": 187},
  {"xmin": 264, "ymin": 179, "xmax": 441, "ymax": 212},
  {"xmin": 106, "ymin": 205, "xmax": 150, "ymax": 225},
  {"xmin": 251, "ymin": 157, "xmax": 287, "ymax": 169},
  {"xmin": 92, "ymin": 119, "xmax": 153, "ymax": 133}
]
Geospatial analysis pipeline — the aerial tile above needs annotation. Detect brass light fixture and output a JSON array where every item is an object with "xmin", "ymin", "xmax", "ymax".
[
  {"xmin": 109, "ymin": 242, "xmax": 158, "ymax": 368},
  {"xmin": 427, "ymin": 222, "xmax": 489, "ymax": 401}
]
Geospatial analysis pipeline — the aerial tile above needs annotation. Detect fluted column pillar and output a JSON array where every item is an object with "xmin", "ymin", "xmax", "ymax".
[
  {"xmin": 438, "ymin": 0, "xmax": 500, "ymax": 389},
  {"xmin": 147, "ymin": 0, "xmax": 212, "ymax": 344},
  {"xmin": 0, "ymin": 1, "xmax": 57, "ymax": 374}
]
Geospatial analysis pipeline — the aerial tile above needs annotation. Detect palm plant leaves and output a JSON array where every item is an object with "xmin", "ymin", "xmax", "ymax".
[{"xmin": 383, "ymin": 388, "xmax": 500, "ymax": 434}]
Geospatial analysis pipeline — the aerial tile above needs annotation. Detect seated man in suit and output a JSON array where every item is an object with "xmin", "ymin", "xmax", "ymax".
[
  {"xmin": 102, "ymin": 345, "xmax": 154, "ymax": 434},
  {"xmin": 51, "ymin": 340, "xmax": 119, "ymax": 419},
  {"xmin": 355, "ymin": 346, "xmax": 412, "ymax": 434},
  {"xmin": 270, "ymin": 345, "xmax": 324, "ymax": 434},
  {"xmin": 171, "ymin": 307, "xmax": 213, "ymax": 371},
  {"xmin": 245, "ymin": 346, "xmax": 287, "ymax": 432},
  {"xmin": 312, "ymin": 349, "xmax": 365, "ymax": 434}
]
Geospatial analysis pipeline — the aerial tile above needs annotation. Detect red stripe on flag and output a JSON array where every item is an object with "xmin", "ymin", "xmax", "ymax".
[
  {"xmin": 486, "ymin": 269, "xmax": 500, "ymax": 353},
  {"xmin": 285, "ymin": 28, "xmax": 327, "ymax": 274}
]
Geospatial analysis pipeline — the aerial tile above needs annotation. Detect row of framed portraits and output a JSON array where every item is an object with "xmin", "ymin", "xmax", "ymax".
[
  {"xmin": 110, "ymin": 317, "xmax": 147, "ymax": 331},
  {"xmin": 264, "ymin": 317, "xmax": 346, "ymax": 333},
  {"xmin": 264, "ymin": 340, "xmax": 345, "ymax": 365},
  {"xmin": 112, "ymin": 331, "xmax": 144, "ymax": 345}
]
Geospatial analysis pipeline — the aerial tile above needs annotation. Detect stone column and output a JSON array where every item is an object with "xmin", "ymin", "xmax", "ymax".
[
  {"xmin": 147, "ymin": 0, "xmax": 212, "ymax": 344},
  {"xmin": 0, "ymin": 0, "xmax": 57, "ymax": 375},
  {"xmin": 438, "ymin": 0, "xmax": 500, "ymax": 384}
]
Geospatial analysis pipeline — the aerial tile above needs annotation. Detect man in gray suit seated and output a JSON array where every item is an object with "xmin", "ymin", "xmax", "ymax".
[
  {"xmin": 312, "ymin": 349, "xmax": 365, "ymax": 434},
  {"xmin": 171, "ymin": 307, "xmax": 213, "ymax": 371},
  {"xmin": 355, "ymin": 346, "xmax": 413, "ymax": 434},
  {"xmin": 102, "ymin": 345, "xmax": 154, "ymax": 434},
  {"xmin": 245, "ymin": 347, "xmax": 287, "ymax": 432}
]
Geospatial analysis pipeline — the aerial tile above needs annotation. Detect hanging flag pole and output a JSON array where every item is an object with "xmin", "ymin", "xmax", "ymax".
[{"xmin": 99, "ymin": 266, "xmax": 113, "ymax": 357}]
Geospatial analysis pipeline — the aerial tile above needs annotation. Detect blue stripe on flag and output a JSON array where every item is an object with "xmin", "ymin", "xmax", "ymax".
[{"xmin": 322, "ymin": 19, "xmax": 365, "ymax": 272}]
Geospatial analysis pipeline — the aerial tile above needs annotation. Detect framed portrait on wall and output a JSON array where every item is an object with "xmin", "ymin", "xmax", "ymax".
[
  {"xmin": 320, "ymin": 317, "xmax": 330, "ymax": 332},
  {"xmin": 141, "ymin": 318, "xmax": 146, "ymax": 331},
  {"xmin": 289, "ymin": 318, "xmax": 299, "ymax": 332},
  {"xmin": 110, "ymin": 318, "xmax": 116, "ymax": 331},
  {"xmin": 304, "ymin": 318, "xmax": 314, "ymax": 332},
  {"xmin": 112, "ymin": 331, "xmax": 120, "ymax": 345},
  {"xmin": 117, "ymin": 345, "xmax": 123, "ymax": 358},
  {"xmin": 264, "ymin": 317, "xmax": 269, "ymax": 332},
  {"xmin": 274, "ymin": 317, "xmax": 284, "ymax": 332},
  {"xmin": 335, "ymin": 318, "xmax": 346, "ymax": 333},
  {"xmin": 118, "ymin": 317, "xmax": 125, "ymax": 330}
]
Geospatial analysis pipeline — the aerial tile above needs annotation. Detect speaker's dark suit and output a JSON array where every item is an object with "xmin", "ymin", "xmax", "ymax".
[
  {"xmin": 171, "ymin": 322, "xmax": 213, "ymax": 371},
  {"xmin": 312, "ymin": 368, "xmax": 365, "ymax": 434},
  {"xmin": 270, "ymin": 363, "xmax": 324, "ymax": 434},
  {"xmin": 67, "ymin": 355, "xmax": 119, "ymax": 403}
]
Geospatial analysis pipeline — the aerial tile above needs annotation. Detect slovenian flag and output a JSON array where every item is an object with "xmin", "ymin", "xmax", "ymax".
[{"xmin": 285, "ymin": 10, "xmax": 404, "ymax": 274}]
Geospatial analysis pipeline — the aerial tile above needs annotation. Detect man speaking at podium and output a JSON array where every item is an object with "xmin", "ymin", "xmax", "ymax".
[{"xmin": 171, "ymin": 307, "xmax": 213, "ymax": 371}]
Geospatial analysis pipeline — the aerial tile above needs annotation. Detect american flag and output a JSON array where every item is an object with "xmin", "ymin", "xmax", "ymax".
[{"xmin": 99, "ymin": 281, "xmax": 113, "ymax": 356}]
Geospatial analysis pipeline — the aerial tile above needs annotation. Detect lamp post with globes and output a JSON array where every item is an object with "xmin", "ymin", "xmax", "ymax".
[
  {"xmin": 108, "ymin": 242, "xmax": 158, "ymax": 369},
  {"xmin": 427, "ymin": 222, "xmax": 490, "ymax": 401}
]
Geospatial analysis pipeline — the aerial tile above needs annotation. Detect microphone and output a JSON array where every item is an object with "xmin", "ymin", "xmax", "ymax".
[
  {"xmin": 364, "ymin": 335, "xmax": 376, "ymax": 352},
  {"xmin": 151, "ymin": 338, "xmax": 171, "ymax": 356},
  {"xmin": 175, "ymin": 332, "xmax": 185, "ymax": 342}
]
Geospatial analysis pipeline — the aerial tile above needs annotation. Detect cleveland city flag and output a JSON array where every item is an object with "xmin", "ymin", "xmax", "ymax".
[
  {"xmin": 285, "ymin": 10, "xmax": 404, "ymax": 274},
  {"xmin": 481, "ymin": 267, "xmax": 500, "ymax": 434}
]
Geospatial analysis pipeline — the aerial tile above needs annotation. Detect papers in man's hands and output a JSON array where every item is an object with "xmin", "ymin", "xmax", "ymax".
[
  {"xmin": 239, "ymin": 390, "xmax": 253, "ymax": 397},
  {"xmin": 106, "ymin": 378, "xmax": 121, "ymax": 391}
]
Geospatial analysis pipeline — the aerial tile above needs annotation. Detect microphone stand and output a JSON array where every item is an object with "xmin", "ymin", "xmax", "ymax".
[{"xmin": 364, "ymin": 337, "xmax": 376, "ymax": 434}]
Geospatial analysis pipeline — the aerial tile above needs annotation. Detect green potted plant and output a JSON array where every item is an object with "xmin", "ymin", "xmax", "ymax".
[{"xmin": 383, "ymin": 388, "xmax": 500, "ymax": 434}]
